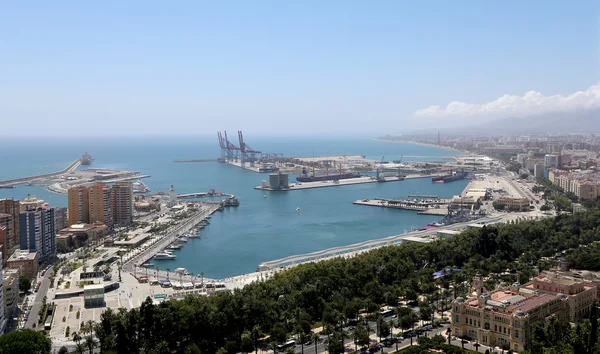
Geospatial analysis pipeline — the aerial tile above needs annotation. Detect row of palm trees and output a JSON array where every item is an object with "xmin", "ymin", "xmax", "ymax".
[{"xmin": 71, "ymin": 320, "xmax": 97, "ymax": 354}]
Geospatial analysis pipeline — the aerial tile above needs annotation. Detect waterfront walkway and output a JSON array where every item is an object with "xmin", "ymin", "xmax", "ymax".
[
  {"xmin": 257, "ymin": 216, "xmax": 503, "ymax": 271},
  {"xmin": 0, "ymin": 159, "xmax": 81, "ymax": 187},
  {"xmin": 123, "ymin": 204, "xmax": 220, "ymax": 273}
]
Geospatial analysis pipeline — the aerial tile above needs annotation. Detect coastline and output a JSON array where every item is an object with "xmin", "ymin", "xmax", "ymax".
[{"xmin": 374, "ymin": 137, "xmax": 466, "ymax": 154}]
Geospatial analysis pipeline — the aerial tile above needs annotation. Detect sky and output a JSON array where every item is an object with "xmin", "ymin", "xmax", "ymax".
[{"xmin": 1, "ymin": 1, "xmax": 599, "ymax": 136}]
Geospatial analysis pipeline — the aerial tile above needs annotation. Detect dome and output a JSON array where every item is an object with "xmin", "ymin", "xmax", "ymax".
[
  {"xmin": 580, "ymin": 271, "xmax": 593, "ymax": 278},
  {"xmin": 456, "ymin": 297, "xmax": 465, "ymax": 303},
  {"xmin": 514, "ymin": 310, "xmax": 525, "ymax": 317},
  {"xmin": 557, "ymin": 293, "xmax": 568, "ymax": 299}
]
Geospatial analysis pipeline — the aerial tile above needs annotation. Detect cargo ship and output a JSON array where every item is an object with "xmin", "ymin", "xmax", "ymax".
[
  {"xmin": 296, "ymin": 167, "xmax": 360, "ymax": 183},
  {"xmin": 81, "ymin": 152, "xmax": 93, "ymax": 165}
]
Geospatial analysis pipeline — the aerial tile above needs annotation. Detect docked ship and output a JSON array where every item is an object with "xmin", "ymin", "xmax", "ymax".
[
  {"xmin": 132, "ymin": 180, "xmax": 150, "ymax": 194},
  {"xmin": 81, "ymin": 152, "xmax": 93, "ymax": 165},
  {"xmin": 296, "ymin": 167, "xmax": 361, "ymax": 183},
  {"xmin": 432, "ymin": 170, "xmax": 468, "ymax": 183}
]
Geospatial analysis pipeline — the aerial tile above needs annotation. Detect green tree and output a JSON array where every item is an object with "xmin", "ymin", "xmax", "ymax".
[
  {"xmin": 0, "ymin": 329, "xmax": 52, "ymax": 354},
  {"xmin": 241, "ymin": 331, "xmax": 255, "ymax": 353},
  {"xmin": 18, "ymin": 275, "xmax": 32, "ymax": 293}
]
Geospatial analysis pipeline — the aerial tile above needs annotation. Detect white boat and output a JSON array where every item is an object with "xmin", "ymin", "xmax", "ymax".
[
  {"xmin": 154, "ymin": 252, "xmax": 176, "ymax": 260},
  {"xmin": 187, "ymin": 233, "xmax": 200, "ymax": 238},
  {"xmin": 167, "ymin": 244, "xmax": 182, "ymax": 250},
  {"xmin": 179, "ymin": 237, "xmax": 189, "ymax": 242}
]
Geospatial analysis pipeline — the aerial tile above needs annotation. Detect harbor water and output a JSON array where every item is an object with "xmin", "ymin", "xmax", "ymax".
[{"xmin": 0, "ymin": 136, "xmax": 467, "ymax": 278}]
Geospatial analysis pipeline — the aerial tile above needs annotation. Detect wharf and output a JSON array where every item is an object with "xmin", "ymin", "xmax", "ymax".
[
  {"xmin": 123, "ymin": 204, "xmax": 221, "ymax": 272},
  {"xmin": 353, "ymin": 197, "xmax": 450, "ymax": 212},
  {"xmin": 255, "ymin": 176, "xmax": 405, "ymax": 191}
]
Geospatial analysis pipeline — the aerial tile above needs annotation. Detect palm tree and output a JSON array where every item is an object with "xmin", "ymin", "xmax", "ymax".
[
  {"xmin": 85, "ymin": 335, "xmax": 97, "ymax": 354},
  {"xmin": 166, "ymin": 268, "xmax": 170, "ymax": 280},
  {"xmin": 311, "ymin": 333, "xmax": 320, "ymax": 354},
  {"xmin": 446, "ymin": 328, "xmax": 452, "ymax": 345},
  {"xmin": 474, "ymin": 342, "xmax": 481, "ymax": 352},
  {"xmin": 74, "ymin": 343, "xmax": 86, "ymax": 354},
  {"xmin": 200, "ymin": 271, "xmax": 204, "ymax": 286},
  {"xmin": 72, "ymin": 332, "xmax": 82, "ymax": 346}
]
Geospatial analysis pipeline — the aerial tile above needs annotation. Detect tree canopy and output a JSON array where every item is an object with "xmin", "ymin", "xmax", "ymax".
[{"xmin": 0, "ymin": 329, "xmax": 51, "ymax": 354}]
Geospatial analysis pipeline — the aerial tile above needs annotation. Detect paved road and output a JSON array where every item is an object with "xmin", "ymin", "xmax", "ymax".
[{"xmin": 25, "ymin": 269, "xmax": 52, "ymax": 329}]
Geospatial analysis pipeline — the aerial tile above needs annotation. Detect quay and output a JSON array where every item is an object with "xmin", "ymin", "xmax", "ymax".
[
  {"xmin": 123, "ymin": 204, "xmax": 221, "ymax": 273},
  {"xmin": 257, "ymin": 216, "xmax": 504, "ymax": 271},
  {"xmin": 353, "ymin": 197, "xmax": 450, "ymax": 211},
  {"xmin": 0, "ymin": 159, "xmax": 81, "ymax": 187},
  {"xmin": 177, "ymin": 191, "xmax": 233, "ymax": 199},
  {"xmin": 255, "ymin": 176, "xmax": 405, "ymax": 191},
  {"xmin": 102, "ymin": 174, "xmax": 151, "ymax": 183}
]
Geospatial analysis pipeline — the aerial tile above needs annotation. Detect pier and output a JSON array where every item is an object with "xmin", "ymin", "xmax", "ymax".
[
  {"xmin": 174, "ymin": 159, "xmax": 218, "ymax": 163},
  {"xmin": 257, "ymin": 217, "xmax": 503, "ymax": 271},
  {"xmin": 353, "ymin": 197, "xmax": 450, "ymax": 211},
  {"xmin": 0, "ymin": 159, "xmax": 81, "ymax": 187},
  {"xmin": 255, "ymin": 176, "xmax": 405, "ymax": 191}
]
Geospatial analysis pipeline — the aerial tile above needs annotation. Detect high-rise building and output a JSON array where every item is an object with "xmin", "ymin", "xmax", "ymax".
[
  {"xmin": 112, "ymin": 181, "xmax": 133, "ymax": 226},
  {"xmin": 0, "ymin": 253, "xmax": 6, "ymax": 334},
  {"xmin": 54, "ymin": 207, "xmax": 68, "ymax": 232},
  {"xmin": 89, "ymin": 184, "xmax": 113, "ymax": 229},
  {"xmin": 20, "ymin": 206, "xmax": 56, "ymax": 262},
  {"xmin": 0, "ymin": 226, "xmax": 6, "ymax": 264},
  {"xmin": 67, "ymin": 186, "xmax": 89, "ymax": 226},
  {"xmin": 19, "ymin": 196, "xmax": 48, "ymax": 211},
  {"xmin": 0, "ymin": 199, "xmax": 20, "ymax": 253}
]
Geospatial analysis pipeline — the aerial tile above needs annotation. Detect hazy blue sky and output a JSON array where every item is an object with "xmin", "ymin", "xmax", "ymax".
[{"xmin": 1, "ymin": 1, "xmax": 599, "ymax": 136}]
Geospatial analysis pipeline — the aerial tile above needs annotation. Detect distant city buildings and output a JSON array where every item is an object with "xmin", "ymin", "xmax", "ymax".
[{"xmin": 54, "ymin": 207, "xmax": 68, "ymax": 232}]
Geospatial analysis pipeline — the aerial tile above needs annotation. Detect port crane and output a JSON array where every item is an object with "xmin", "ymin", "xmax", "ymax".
[
  {"xmin": 238, "ymin": 131, "xmax": 262, "ymax": 166},
  {"xmin": 216, "ymin": 131, "xmax": 241, "ymax": 161}
]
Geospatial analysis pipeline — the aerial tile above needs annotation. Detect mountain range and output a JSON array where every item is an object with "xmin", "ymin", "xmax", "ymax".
[{"xmin": 408, "ymin": 109, "xmax": 600, "ymax": 136}]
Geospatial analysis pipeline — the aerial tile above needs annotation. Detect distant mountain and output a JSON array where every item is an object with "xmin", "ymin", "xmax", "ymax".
[{"xmin": 409, "ymin": 109, "xmax": 600, "ymax": 136}]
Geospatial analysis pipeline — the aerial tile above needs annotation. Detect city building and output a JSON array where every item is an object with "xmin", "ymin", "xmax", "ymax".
[
  {"xmin": 0, "ymin": 199, "xmax": 21, "ymax": 254},
  {"xmin": 0, "ymin": 226, "xmax": 7, "ymax": 263},
  {"xmin": 533, "ymin": 163, "xmax": 545, "ymax": 180},
  {"xmin": 54, "ymin": 207, "xmax": 68, "ymax": 233},
  {"xmin": 168, "ymin": 184, "xmax": 177, "ymax": 207},
  {"xmin": 112, "ymin": 181, "xmax": 133, "ymax": 226},
  {"xmin": 544, "ymin": 154, "xmax": 559, "ymax": 169},
  {"xmin": 0, "ymin": 254, "xmax": 5, "ymax": 334},
  {"xmin": 497, "ymin": 197, "xmax": 530, "ymax": 211},
  {"xmin": 57, "ymin": 223, "xmax": 108, "ymax": 245},
  {"xmin": 6, "ymin": 250, "xmax": 38, "ymax": 277},
  {"xmin": 67, "ymin": 186, "xmax": 89, "ymax": 226},
  {"xmin": 19, "ymin": 205, "xmax": 56, "ymax": 262},
  {"xmin": 83, "ymin": 284, "xmax": 105, "ymax": 308},
  {"xmin": 19, "ymin": 196, "xmax": 48, "ymax": 211},
  {"xmin": 2, "ymin": 267, "xmax": 20, "ymax": 326},
  {"xmin": 452, "ymin": 271, "xmax": 598, "ymax": 352},
  {"xmin": 88, "ymin": 184, "xmax": 113, "ymax": 229}
]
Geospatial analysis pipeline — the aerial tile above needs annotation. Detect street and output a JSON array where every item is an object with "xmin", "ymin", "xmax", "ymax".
[{"xmin": 24, "ymin": 268, "xmax": 52, "ymax": 329}]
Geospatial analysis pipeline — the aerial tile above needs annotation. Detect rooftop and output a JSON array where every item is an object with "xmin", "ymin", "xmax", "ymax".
[
  {"xmin": 509, "ymin": 293, "xmax": 557, "ymax": 313},
  {"xmin": 8, "ymin": 250, "xmax": 37, "ymax": 261}
]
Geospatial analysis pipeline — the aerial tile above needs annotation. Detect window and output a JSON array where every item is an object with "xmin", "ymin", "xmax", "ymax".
[
  {"xmin": 515, "ymin": 330, "xmax": 519, "ymax": 338},
  {"xmin": 495, "ymin": 325, "xmax": 497, "ymax": 331}
]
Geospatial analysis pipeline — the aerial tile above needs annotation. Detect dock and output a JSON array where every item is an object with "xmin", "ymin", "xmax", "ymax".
[
  {"xmin": 255, "ymin": 176, "xmax": 405, "ymax": 191},
  {"xmin": 353, "ymin": 197, "xmax": 450, "ymax": 212}
]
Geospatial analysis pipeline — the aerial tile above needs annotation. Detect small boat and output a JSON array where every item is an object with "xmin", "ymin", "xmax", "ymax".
[
  {"xmin": 264, "ymin": 195, "xmax": 267, "ymax": 198},
  {"xmin": 179, "ymin": 237, "xmax": 189, "ymax": 242},
  {"xmin": 141, "ymin": 263, "xmax": 154, "ymax": 268},
  {"xmin": 167, "ymin": 244, "xmax": 182, "ymax": 250},
  {"xmin": 154, "ymin": 252, "xmax": 176, "ymax": 260},
  {"xmin": 296, "ymin": 207, "xmax": 301, "ymax": 212},
  {"xmin": 187, "ymin": 233, "xmax": 200, "ymax": 238}
]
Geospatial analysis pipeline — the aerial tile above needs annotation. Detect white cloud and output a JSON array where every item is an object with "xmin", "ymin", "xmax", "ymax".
[{"xmin": 414, "ymin": 83, "xmax": 600, "ymax": 119}]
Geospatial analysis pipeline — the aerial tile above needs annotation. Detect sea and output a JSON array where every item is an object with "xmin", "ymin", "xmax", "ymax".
[{"xmin": 0, "ymin": 135, "xmax": 468, "ymax": 279}]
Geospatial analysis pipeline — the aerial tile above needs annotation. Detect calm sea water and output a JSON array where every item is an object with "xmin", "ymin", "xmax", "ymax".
[{"xmin": 0, "ymin": 136, "xmax": 467, "ymax": 278}]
